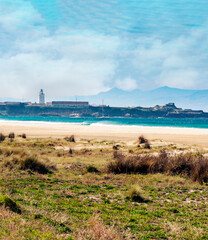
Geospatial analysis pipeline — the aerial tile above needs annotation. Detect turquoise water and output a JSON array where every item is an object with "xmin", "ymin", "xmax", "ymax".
[{"xmin": 1, "ymin": 116, "xmax": 208, "ymax": 129}]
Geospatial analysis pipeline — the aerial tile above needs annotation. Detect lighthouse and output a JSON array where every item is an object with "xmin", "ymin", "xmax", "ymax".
[{"xmin": 39, "ymin": 89, "xmax": 45, "ymax": 105}]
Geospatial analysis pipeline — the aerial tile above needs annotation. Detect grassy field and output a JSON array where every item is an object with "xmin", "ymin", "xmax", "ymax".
[{"xmin": 0, "ymin": 135, "xmax": 207, "ymax": 239}]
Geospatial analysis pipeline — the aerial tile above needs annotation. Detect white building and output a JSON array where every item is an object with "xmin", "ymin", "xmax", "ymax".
[{"xmin": 39, "ymin": 89, "xmax": 45, "ymax": 104}]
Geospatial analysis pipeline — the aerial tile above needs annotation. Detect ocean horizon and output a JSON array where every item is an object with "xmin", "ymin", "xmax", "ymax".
[{"xmin": 1, "ymin": 116, "xmax": 208, "ymax": 129}]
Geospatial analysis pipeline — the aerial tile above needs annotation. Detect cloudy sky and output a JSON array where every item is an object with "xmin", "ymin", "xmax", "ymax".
[{"xmin": 1, "ymin": 0, "xmax": 208, "ymax": 99}]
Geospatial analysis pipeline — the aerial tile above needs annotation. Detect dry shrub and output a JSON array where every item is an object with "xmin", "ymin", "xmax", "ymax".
[
  {"xmin": 109, "ymin": 153, "xmax": 153, "ymax": 174},
  {"xmin": 19, "ymin": 156, "xmax": 55, "ymax": 174},
  {"xmin": 8, "ymin": 132, "xmax": 15, "ymax": 139},
  {"xmin": 21, "ymin": 133, "xmax": 26, "ymax": 139},
  {"xmin": 128, "ymin": 186, "xmax": 148, "ymax": 203},
  {"xmin": 108, "ymin": 150, "xmax": 208, "ymax": 184},
  {"xmin": 148, "ymin": 149, "xmax": 168, "ymax": 173},
  {"xmin": 65, "ymin": 135, "xmax": 75, "ymax": 142},
  {"xmin": 113, "ymin": 145, "xmax": 120, "ymax": 150},
  {"xmin": 166, "ymin": 152, "xmax": 194, "ymax": 176},
  {"xmin": 77, "ymin": 216, "xmax": 123, "ymax": 240},
  {"xmin": 3, "ymin": 155, "xmax": 55, "ymax": 174},
  {"xmin": 0, "ymin": 133, "xmax": 5, "ymax": 143},
  {"xmin": 143, "ymin": 143, "xmax": 151, "ymax": 149},
  {"xmin": 190, "ymin": 157, "xmax": 208, "ymax": 184},
  {"xmin": 138, "ymin": 135, "xmax": 149, "ymax": 144}
]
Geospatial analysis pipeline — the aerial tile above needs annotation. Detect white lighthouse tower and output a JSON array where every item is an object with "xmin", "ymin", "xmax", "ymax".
[{"xmin": 39, "ymin": 89, "xmax": 45, "ymax": 105}]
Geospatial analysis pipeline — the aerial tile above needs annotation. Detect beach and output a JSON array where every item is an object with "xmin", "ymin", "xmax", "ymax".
[{"xmin": 1, "ymin": 120, "xmax": 208, "ymax": 147}]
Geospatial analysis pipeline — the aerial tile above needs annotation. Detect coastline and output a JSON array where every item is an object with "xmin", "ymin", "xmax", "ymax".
[{"xmin": 1, "ymin": 120, "xmax": 208, "ymax": 147}]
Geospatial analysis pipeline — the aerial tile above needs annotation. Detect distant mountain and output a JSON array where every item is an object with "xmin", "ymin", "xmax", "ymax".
[
  {"xmin": 2, "ymin": 87, "xmax": 208, "ymax": 111},
  {"xmin": 62, "ymin": 86, "xmax": 208, "ymax": 111}
]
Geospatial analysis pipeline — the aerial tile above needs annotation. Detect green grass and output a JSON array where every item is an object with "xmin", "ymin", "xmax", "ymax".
[{"xmin": 0, "ymin": 137, "xmax": 207, "ymax": 239}]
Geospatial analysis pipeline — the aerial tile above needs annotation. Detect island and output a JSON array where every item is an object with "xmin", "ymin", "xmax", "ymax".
[{"xmin": 0, "ymin": 102, "xmax": 207, "ymax": 118}]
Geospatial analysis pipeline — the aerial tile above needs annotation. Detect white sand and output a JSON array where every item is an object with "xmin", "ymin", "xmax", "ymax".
[{"xmin": 0, "ymin": 120, "xmax": 208, "ymax": 147}]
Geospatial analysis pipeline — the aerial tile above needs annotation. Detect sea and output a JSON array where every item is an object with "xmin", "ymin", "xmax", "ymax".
[{"xmin": 1, "ymin": 116, "xmax": 208, "ymax": 129}]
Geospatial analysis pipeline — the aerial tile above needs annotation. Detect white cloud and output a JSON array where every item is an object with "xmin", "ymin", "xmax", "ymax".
[
  {"xmin": 116, "ymin": 77, "xmax": 138, "ymax": 91},
  {"xmin": 128, "ymin": 26, "xmax": 208, "ymax": 90},
  {"xmin": 1, "ymin": 0, "xmax": 208, "ymax": 101},
  {"xmin": 0, "ymin": 1, "xmax": 119, "ymax": 99}
]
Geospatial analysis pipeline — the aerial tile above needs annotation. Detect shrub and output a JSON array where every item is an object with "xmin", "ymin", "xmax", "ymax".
[
  {"xmin": 86, "ymin": 165, "xmax": 99, "ymax": 173},
  {"xmin": 192, "ymin": 157, "xmax": 208, "ymax": 184},
  {"xmin": 166, "ymin": 152, "xmax": 194, "ymax": 176},
  {"xmin": 3, "ymin": 155, "xmax": 55, "ymax": 174},
  {"xmin": 65, "ymin": 135, "xmax": 75, "ymax": 142},
  {"xmin": 128, "ymin": 186, "xmax": 147, "ymax": 203},
  {"xmin": 108, "ymin": 153, "xmax": 152, "ymax": 174},
  {"xmin": 108, "ymin": 158, "xmax": 136, "ymax": 174},
  {"xmin": 0, "ymin": 133, "xmax": 5, "ymax": 142},
  {"xmin": 0, "ymin": 195, "xmax": 21, "ymax": 214},
  {"xmin": 113, "ymin": 145, "xmax": 120, "ymax": 150},
  {"xmin": 108, "ymin": 150, "xmax": 208, "ymax": 184},
  {"xmin": 144, "ymin": 143, "xmax": 151, "ymax": 149},
  {"xmin": 138, "ymin": 135, "xmax": 149, "ymax": 144},
  {"xmin": 148, "ymin": 149, "xmax": 168, "ymax": 173},
  {"xmin": 8, "ymin": 132, "xmax": 15, "ymax": 139},
  {"xmin": 19, "ymin": 156, "xmax": 53, "ymax": 174},
  {"xmin": 21, "ymin": 133, "xmax": 26, "ymax": 139}
]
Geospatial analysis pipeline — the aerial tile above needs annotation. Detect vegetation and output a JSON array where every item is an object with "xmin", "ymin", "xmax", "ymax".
[
  {"xmin": 0, "ymin": 195, "xmax": 21, "ymax": 214},
  {"xmin": 0, "ymin": 133, "xmax": 5, "ymax": 142},
  {"xmin": 8, "ymin": 132, "xmax": 15, "ymax": 139},
  {"xmin": 0, "ymin": 136, "xmax": 207, "ymax": 239},
  {"xmin": 138, "ymin": 135, "xmax": 149, "ymax": 144},
  {"xmin": 3, "ymin": 154, "xmax": 55, "ymax": 174},
  {"xmin": 108, "ymin": 149, "xmax": 208, "ymax": 184},
  {"xmin": 21, "ymin": 133, "xmax": 26, "ymax": 139},
  {"xmin": 86, "ymin": 165, "xmax": 99, "ymax": 173},
  {"xmin": 144, "ymin": 143, "xmax": 151, "ymax": 149},
  {"xmin": 65, "ymin": 135, "xmax": 75, "ymax": 142},
  {"xmin": 127, "ymin": 186, "xmax": 148, "ymax": 203}
]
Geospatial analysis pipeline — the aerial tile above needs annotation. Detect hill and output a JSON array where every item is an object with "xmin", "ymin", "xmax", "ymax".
[{"xmin": 65, "ymin": 87, "xmax": 208, "ymax": 110}]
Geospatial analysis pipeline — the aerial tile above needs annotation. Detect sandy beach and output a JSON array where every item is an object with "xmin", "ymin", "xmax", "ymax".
[{"xmin": 1, "ymin": 121, "xmax": 208, "ymax": 147}]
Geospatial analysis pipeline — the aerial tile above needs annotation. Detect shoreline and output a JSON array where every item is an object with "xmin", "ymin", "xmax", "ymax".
[
  {"xmin": 1, "ymin": 118, "xmax": 208, "ymax": 132},
  {"xmin": 1, "ymin": 120, "xmax": 208, "ymax": 147}
]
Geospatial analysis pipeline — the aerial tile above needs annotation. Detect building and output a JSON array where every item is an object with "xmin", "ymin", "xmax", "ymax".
[
  {"xmin": 52, "ymin": 101, "xmax": 89, "ymax": 107},
  {"xmin": 4, "ymin": 102, "xmax": 30, "ymax": 106},
  {"xmin": 39, "ymin": 89, "xmax": 45, "ymax": 105}
]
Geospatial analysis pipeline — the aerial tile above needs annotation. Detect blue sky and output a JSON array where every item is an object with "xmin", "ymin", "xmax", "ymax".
[{"xmin": 1, "ymin": 0, "xmax": 208, "ymax": 98}]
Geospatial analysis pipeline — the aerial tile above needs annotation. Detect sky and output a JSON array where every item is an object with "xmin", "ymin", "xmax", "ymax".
[{"xmin": 1, "ymin": 0, "xmax": 208, "ymax": 99}]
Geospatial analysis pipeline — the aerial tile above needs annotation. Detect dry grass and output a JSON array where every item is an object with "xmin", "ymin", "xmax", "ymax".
[
  {"xmin": 3, "ymin": 154, "xmax": 55, "ymax": 174},
  {"xmin": 108, "ymin": 150, "xmax": 208, "ymax": 184},
  {"xmin": 77, "ymin": 216, "xmax": 123, "ymax": 240}
]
